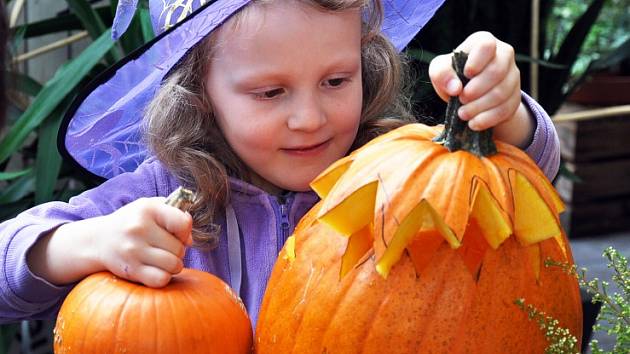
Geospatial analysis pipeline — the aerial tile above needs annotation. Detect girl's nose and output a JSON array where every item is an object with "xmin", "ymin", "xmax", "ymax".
[{"xmin": 287, "ymin": 92, "xmax": 327, "ymax": 132}]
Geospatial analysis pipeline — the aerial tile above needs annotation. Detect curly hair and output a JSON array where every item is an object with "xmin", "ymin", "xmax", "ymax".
[{"xmin": 144, "ymin": 0, "xmax": 415, "ymax": 248}]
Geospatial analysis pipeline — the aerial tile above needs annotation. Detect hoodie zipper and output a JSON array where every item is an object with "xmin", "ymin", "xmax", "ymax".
[{"xmin": 275, "ymin": 194, "xmax": 293, "ymax": 252}]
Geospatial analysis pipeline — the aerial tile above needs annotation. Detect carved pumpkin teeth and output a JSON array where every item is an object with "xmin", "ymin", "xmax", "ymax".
[
  {"xmin": 284, "ymin": 235, "xmax": 296, "ymax": 261},
  {"xmin": 340, "ymin": 225, "xmax": 374, "ymax": 278},
  {"xmin": 470, "ymin": 178, "xmax": 512, "ymax": 250},
  {"xmin": 318, "ymin": 181, "xmax": 378, "ymax": 236},
  {"xmin": 311, "ymin": 158, "xmax": 352, "ymax": 199},
  {"xmin": 375, "ymin": 199, "xmax": 459, "ymax": 279},
  {"xmin": 510, "ymin": 170, "xmax": 562, "ymax": 246}
]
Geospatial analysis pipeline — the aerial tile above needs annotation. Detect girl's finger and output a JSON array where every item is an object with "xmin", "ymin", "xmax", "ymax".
[
  {"xmin": 429, "ymin": 53, "xmax": 463, "ymax": 101},
  {"xmin": 461, "ymin": 59, "xmax": 513, "ymax": 104},
  {"xmin": 133, "ymin": 264, "xmax": 173, "ymax": 288},
  {"xmin": 458, "ymin": 68, "xmax": 520, "ymax": 120},
  {"xmin": 140, "ymin": 247, "xmax": 184, "ymax": 274},
  {"xmin": 467, "ymin": 90, "xmax": 522, "ymax": 131},
  {"xmin": 145, "ymin": 227, "xmax": 187, "ymax": 259},
  {"xmin": 465, "ymin": 45, "xmax": 515, "ymax": 100},
  {"xmin": 147, "ymin": 202, "xmax": 193, "ymax": 244},
  {"xmin": 455, "ymin": 31, "xmax": 497, "ymax": 78}
]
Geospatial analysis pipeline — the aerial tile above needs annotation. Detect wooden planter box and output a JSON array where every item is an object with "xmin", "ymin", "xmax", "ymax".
[{"xmin": 555, "ymin": 100, "xmax": 630, "ymax": 237}]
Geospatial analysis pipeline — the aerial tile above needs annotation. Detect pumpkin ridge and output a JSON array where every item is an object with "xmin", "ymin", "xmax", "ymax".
[
  {"xmin": 429, "ymin": 152, "xmax": 479, "ymax": 240},
  {"xmin": 84, "ymin": 275, "xmax": 127, "ymax": 353},
  {"xmin": 372, "ymin": 144, "xmax": 448, "ymax": 252},
  {"xmin": 54, "ymin": 273, "xmax": 110, "ymax": 353},
  {"xmin": 293, "ymin": 257, "xmax": 331, "ymax": 349},
  {"xmin": 355, "ymin": 266, "xmax": 404, "ymax": 354},
  {"xmin": 180, "ymin": 285, "xmax": 210, "ymax": 348},
  {"xmin": 413, "ymin": 248, "xmax": 470, "ymax": 351},
  {"xmin": 317, "ymin": 257, "xmax": 371, "ymax": 352},
  {"xmin": 165, "ymin": 290, "xmax": 186, "ymax": 353},
  {"xmin": 480, "ymin": 157, "xmax": 513, "ymax": 223},
  {"xmin": 291, "ymin": 255, "xmax": 345, "ymax": 352},
  {"xmin": 110, "ymin": 278, "xmax": 136, "ymax": 353},
  {"xmin": 262, "ymin": 226, "xmax": 328, "ymax": 348}
]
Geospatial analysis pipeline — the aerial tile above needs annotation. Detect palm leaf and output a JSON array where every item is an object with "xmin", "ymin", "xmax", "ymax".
[
  {"xmin": 66, "ymin": 0, "xmax": 122, "ymax": 63},
  {"xmin": 0, "ymin": 169, "xmax": 32, "ymax": 181},
  {"xmin": 0, "ymin": 30, "xmax": 115, "ymax": 165},
  {"xmin": 0, "ymin": 172, "xmax": 35, "ymax": 204},
  {"xmin": 34, "ymin": 99, "xmax": 71, "ymax": 204},
  {"xmin": 14, "ymin": 6, "xmax": 113, "ymax": 38}
]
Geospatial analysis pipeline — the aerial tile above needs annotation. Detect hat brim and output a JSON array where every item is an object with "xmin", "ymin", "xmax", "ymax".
[{"xmin": 59, "ymin": 0, "xmax": 445, "ymax": 181}]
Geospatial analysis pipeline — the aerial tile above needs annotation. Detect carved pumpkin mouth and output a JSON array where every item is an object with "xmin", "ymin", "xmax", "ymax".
[{"xmin": 301, "ymin": 123, "xmax": 567, "ymax": 281}]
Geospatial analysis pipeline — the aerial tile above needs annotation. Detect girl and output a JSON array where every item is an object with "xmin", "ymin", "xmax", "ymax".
[{"xmin": 0, "ymin": 0, "xmax": 559, "ymax": 326}]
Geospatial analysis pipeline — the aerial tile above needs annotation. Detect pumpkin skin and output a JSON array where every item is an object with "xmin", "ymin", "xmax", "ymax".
[
  {"xmin": 54, "ymin": 268, "xmax": 252, "ymax": 354},
  {"xmin": 255, "ymin": 122, "xmax": 583, "ymax": 353}
]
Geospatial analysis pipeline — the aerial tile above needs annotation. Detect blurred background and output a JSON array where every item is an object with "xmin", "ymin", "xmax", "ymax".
[{"xmin": 0, "ymin": 0, "xmax": 628, "ymax": 353}]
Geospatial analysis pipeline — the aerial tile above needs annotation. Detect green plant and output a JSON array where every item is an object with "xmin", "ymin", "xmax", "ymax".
[
  {"xmin": 407, "ymin": 0, "xmax": 630, "ymax": 118},
  {"xmin": 1, "ymin": 0, "xmax": 153, "ymax": 220},
  {"xmin": 519, "ymin": 247, "xmax": 630, "ymax": 354}
]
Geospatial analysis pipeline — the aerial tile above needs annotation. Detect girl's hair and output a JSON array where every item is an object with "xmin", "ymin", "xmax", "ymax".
[{"xmin": 144, "ymin": 0, "xmax": 415, "ymax": 248}]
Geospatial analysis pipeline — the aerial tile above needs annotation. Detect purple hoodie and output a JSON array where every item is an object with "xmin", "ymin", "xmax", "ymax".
[{"xmin": 0, "ymin": 93, "xmax": 560, "ymax": 326}]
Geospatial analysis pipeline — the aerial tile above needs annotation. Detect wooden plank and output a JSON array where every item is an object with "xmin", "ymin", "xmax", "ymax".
[
  {"xmin": 556, "ymin": 114, "xmax": 630, "ymax": 163},
  {"xmin": 561, "ymin": 200, "xmax": 630, "ymax": 238},
  {"xmin": 555, "ymin": 159, "xmax": 630, "ymax": 203}
]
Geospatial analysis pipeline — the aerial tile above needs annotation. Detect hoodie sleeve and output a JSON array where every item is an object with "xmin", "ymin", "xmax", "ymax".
[
  {"xmin": 521, "ymin": 92, "xmax": 561, "ymax": 181},
  {"xmin": 0, "ymin": 158, "xmax": 174, "ymax": 323}
]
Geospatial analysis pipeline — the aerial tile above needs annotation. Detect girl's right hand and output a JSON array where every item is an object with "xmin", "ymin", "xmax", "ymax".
[
  {"xmin": 28, "ymin": 197, "xmax": 193, "ymax": 288},
  {"xmin": 94, "ymin": 197, "xmax": 193, "ymax": 287}
]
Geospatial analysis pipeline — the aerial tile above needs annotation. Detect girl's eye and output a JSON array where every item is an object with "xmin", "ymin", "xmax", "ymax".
[
  {"xmin": 326, "ymin": 78, "xmax": 346, "ymax": 87},
  {"xmin": 254, "ymin": 88, "xmax": 285, "ymax": 100}
]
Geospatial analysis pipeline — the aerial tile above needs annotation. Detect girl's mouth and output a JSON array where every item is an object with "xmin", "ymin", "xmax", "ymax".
[{"xmin": 282, "ymin": 139, "xmax": 331, "ymax": 156}]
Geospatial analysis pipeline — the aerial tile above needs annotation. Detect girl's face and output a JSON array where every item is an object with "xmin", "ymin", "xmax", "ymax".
[{"xmin": 205, "ymin": 1, "xmax": 363, "ymax": 194}]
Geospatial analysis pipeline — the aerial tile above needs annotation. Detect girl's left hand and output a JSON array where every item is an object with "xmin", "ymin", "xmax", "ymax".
[{"xmin": 429, "ymin": 31, "xmax": 534, "ymax": 148}]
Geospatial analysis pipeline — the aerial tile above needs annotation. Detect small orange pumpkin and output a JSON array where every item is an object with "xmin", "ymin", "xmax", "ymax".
[
  {"xmin": 255, "ymin": 53, "xmax": 582, "ymax": 353},
  {"xmin": 54, "ymin": 269, "xmax": 252, "ymax": 353}
]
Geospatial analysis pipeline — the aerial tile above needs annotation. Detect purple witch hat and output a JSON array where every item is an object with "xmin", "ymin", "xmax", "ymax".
[{"xmin": 59, "ymin": 0, "xmax": 446, "ymax": 180}]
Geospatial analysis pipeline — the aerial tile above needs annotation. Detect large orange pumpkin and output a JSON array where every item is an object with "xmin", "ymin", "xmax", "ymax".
[
  {"xmin": 54, "ymin": 268, "xmax": 253, "ymax": 354},
  {"xmin": 255, "ymin": 53, "xmax": 582, "ymax": 353}
]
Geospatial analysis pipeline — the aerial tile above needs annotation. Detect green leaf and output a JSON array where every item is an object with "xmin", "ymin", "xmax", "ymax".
[
  {"xmin": 5, "ymin": 71, "xmax": 43, "ymax": 97},
  {"xmin": 405, "ymin": 48, "xmax": 437, "ymax": 64},
  {"xmin": 0, "ymin": 172, "xmax": 35, "ymax": 204},
  {"xmin": 0, "ymin": 199, "xmax": 33, "ymax": 222},
  {"xmin": 0, "ymin": 324, "xmax": 18, "ymax": 354},
  {"xmin": 66, "ymin": 0, "xmax": 108, "ymax": 38},
  {"xmin": 139, "ymin": 6, "xmax": 155, "ymax": 42},
  {"xmin": 118, "ymin": 1, "xmax": 152, "ymax": 54},
  {"xmin": 0, "ymin": 169, "xmax": 32, "ymax": 181},
  {"xmin": 66, "ymin": 0, "xmax": 122, "ymax": 62},
  {"xmin": 515, "ymin": 54, "xmax": 568, "ymax": 70},
  {"xmin": 590, "ymin": 37, "xmax": 630, "ymax": 72},
  {"xmin": 14, "ymin": 6, "xmax": 113, "ymax": 38},
  {"xmin": 0, "ymin": 30, "xmax": 115, "ymax": 165},
  {"xmin": 34, "ymin": 100, "xmax": 70, "ymax": 204}
]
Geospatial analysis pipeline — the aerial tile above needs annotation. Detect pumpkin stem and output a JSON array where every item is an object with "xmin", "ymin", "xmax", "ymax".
[
  {"xmin": 434, "ymin": 51, "xmax": 497, "ymax": 157},
  {"xmin": 166, "ymin": 187, "xmax": 196, "ymax": 211}
]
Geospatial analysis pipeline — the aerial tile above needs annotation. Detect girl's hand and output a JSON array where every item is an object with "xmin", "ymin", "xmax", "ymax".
[
  {"xmin": 28, "ymin": 197, "xmax": 193, "ymax": 288},
  {"xmin": 93, "ymin": 197, "xmax": 193, "ymax": 288},
  {"xmin": 428, "ymin": 31, "xmax": 534, "ymax": 148}
]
